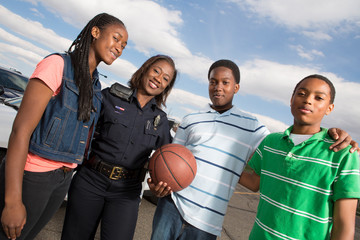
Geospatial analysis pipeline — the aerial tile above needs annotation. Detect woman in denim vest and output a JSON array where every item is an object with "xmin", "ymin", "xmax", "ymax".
[
  {"xmin": 61, "ymin": 55, "xmax": 177, "ymax": 240},
  {"xmin": 0, "ymin": 13, "xmax": 128, "ymax": 240}
]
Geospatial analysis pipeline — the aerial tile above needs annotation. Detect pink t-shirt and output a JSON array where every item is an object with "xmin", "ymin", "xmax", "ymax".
[{"xmin": 24, "ymin": 55, "xmax": 77, "ymax": 172}]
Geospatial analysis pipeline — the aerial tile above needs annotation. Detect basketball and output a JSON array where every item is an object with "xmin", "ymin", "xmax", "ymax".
[{"xmin": 148, "ymin": 143, "xmax": 197, "ymax": 192}]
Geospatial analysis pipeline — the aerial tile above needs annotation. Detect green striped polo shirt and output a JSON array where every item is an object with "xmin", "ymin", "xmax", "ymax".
[{"xmin": 248, "ymin": 126, "xmax": 360, "ymax": 240}]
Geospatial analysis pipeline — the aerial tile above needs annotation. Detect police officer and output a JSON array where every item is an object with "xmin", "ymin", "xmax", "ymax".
[{"xmin": 61, "ymin": 55, "xmax": 178, "ymax": 240}]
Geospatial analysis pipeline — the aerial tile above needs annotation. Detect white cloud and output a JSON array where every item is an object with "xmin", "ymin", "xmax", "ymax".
[
  {"xmin": 23, "ymin": 0, "xmax": 39, "ymax": 5},
  {"xmin": 164, "ymin": 56, "xmax": 360, "ymax": 140},
  {"xmin": 166, "ymin": 78, "xmax": 360, "ymax": 141},
  {"xmin": 0, "ymin": 4, "xmax": 142, "ymax": 81},
  {"xmin": 290, "ymin": 45, "xmax": 325, "ymax": 61},
  {"xmin": 176, "ymin": 55, "xmax": 213, "ymax": 83},
  {"xmin": 166, "ymin": 87, "xmax": 290, "ymax": 134},
  {"xmin": 30, "ymin": 8, "xmax": 44, "ymax": 18},
  {"xmin": 99, "ymin": 58, "xmax": 138, "ymax": 83},
  {"xmin": 228, "ymin": 0, "xmax": 360, "ymax": 37},
  {"xmin": 0, "ymin": 1, "xmax": 358, "ymax": 142},
  {"xmin": 0, "ymin": 28, "xmax": 50, "ymax": 57},
  {"xmin": 0, "ymin": 5, "xmax": 71, "ymax": 52},
  {"xmin": 251, "ymin": 113, "xmax": 289, "ymax": 133},
  {"xmin": 302, "ymin": 31, "xmax": 332, "ymax": 41},
  {"xmin": 0, "ymin": 42, "xmax": 43, "ymax": 69},
  {"xmin": 167, "ymin": 88, "xmax": 210, "ymax": 109},
  {"xmin": 240, "ymin": 59, "xmax": 312, "ymax": 104},
  {"xmin": 13, "ymin": 0, "xmax": 211, "ymax": 82},
  {"xmin": 162, "ymin": 88, "xmax": 210, "ymax": 123},
  {"xmin": 165, "ymin": 87, "xmax": 290, "ymax": 135},
  {"xmin": 0, "ymin": 1, "xmax": 211, "ymax": 83},
  {"xmin": 239, "ymin": 58, "xmax": 360, "ymax": 141}
]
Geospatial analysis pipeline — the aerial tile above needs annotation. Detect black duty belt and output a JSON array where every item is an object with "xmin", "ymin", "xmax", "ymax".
[{"xmin": 85, "ymin": 154, "xmax": 142, "ymax": 180}]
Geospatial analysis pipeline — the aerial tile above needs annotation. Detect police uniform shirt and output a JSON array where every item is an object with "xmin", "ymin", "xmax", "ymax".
[{"xmin": 91, "ymin": 87, "xmax": 171, "ymax": 170}]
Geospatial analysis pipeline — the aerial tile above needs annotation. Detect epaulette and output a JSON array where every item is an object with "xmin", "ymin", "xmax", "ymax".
[{"xmin": 109, "ymin": 82, "xmax": 133, "ymax": 102}]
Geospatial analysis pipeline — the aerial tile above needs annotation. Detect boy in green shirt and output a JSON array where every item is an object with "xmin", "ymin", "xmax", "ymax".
[{"xmin": 240, "ymin": 74, "xmax": 360, "ymax": 239}]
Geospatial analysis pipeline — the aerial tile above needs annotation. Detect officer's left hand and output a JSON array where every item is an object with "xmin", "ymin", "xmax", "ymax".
[{"xmin": 147, "ymin": 178, "xmax": 172, "ymax": 197}]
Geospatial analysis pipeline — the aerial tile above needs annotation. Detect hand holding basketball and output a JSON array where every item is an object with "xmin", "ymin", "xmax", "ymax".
[
  {"xmin": 148, "ymin": 143, "xmax": 197, "ymax": 192},
  {"xmin": 147, "ymin": 178, "xmax": 172, "ymax": 197}
]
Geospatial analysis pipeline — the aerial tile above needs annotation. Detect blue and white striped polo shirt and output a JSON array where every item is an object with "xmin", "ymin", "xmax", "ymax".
[{"xmin": 172, "ymin": 105, "xmax": 269, "ymax": 236}]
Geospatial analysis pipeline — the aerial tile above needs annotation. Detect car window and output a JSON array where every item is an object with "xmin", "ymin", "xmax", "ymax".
[{"xmin": 0, "ymin": 68, "xmax": 28, "ymax": 92}]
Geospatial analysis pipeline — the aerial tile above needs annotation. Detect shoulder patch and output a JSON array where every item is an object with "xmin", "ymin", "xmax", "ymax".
[{"xmin": 109, "ymin": 82, "xmax": 133, "ymax": 102}]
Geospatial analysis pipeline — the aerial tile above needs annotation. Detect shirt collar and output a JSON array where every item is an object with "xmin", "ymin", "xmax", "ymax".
[
  {"xmin": 206, "ymin": 104, "xmax": 234, "ymax": 116},
  {"xmin": 282, "ymin": 126, "xmax": 329, "ymax": 143},
  {"xmin": 130, "ymin": 89, "xmax": 158, "ymax": 110}
]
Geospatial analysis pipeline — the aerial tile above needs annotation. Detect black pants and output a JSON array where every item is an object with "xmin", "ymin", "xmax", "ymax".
[
  {"xmin": 0, "ymin": 160, "xmax": 73, "ymax": 240},
  {"xmin": 61, "ymin": 165, "xmax": 142, "ymax": 240}
]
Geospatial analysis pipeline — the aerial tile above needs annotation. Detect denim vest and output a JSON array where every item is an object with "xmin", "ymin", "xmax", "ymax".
[{"xmin": 29, "ymin": 53, "xmax": 102, "ymax": 164}]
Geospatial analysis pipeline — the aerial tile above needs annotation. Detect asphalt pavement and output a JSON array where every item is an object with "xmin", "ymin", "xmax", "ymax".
[{"xmin": 34, "ymin": 184, "xmax": 360, "ymax": 240}]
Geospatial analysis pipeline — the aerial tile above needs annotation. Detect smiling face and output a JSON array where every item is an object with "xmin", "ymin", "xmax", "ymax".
[
  {"xmin": 90, "ymin": 23, "xmax": 128, "ymax": 66},
  {"xmin": 208, "ymin": 66, "xmax": 239, "ymax": 113},
  {"xmin": 139, "ymin": 59, "xmax": 175, "ymax": 98},
  {"xmin": 290, "ymin": 77, "xmax": 334, "ymax": 134}
]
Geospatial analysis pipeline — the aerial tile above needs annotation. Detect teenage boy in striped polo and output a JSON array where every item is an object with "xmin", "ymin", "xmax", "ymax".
[
  {"xmin": 151, "ymin": 59, "xmax": 269, "ymax": 239},
  {"xmin": 150, "ymin": 61, "xmax": 357, "ymax": 239},
  {"xmin": 240, "ymin": 74, "xmax": 360, "ymax": 239}
]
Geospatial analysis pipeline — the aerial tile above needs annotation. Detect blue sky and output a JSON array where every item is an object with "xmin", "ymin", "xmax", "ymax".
[{"xmin": 0, "ymin": 0, "xmax": 359, "ymax": 142}]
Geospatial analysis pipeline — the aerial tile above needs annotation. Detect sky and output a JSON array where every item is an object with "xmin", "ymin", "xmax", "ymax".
[{"xmin": 0, "ymin": 0, "xmax": 359, "ymax": 143}]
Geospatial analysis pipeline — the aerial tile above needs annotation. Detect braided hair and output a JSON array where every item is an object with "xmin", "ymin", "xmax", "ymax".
[
  {"xmin": 67, "ymin": 13, "xmax": 125, "ymax": 122},
  {"xmin": 128, "ymin": 55, "xmax": 177, "ymax": 108}
]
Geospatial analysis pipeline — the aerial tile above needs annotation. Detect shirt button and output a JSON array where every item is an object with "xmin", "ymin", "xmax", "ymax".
[
  {"xmin": 130, "ymin": 140, "xmax": 134, "ymax": 144},
  {"xmin": 138, "ymin": 111, "xmax": 142, "ymax": 115},
  {"xmin": 287, "ymin": 152, "xmax": 293, "ymax": 158}
]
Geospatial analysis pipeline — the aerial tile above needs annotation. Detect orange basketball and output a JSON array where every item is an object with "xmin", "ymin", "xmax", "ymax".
[{"xmin": 149, "ymin": 143, "xmax": 197, "ymax": 192}]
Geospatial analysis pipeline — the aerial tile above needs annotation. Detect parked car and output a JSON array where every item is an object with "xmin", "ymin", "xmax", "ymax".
[
  {"xmin": 0, "ymin": 67, "xmax": 28, "ymax": 162},
  {"xmin": 0, "ymin": 67, "xmax": 28, "ymax": 97}
]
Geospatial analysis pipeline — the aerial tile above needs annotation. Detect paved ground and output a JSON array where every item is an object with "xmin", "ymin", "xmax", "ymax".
[{"xmin": 35, "ymin": 184, "xmax": 360, "ymax": 240}]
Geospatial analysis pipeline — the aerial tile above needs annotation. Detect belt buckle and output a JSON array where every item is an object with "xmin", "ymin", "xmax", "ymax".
[{"xmin": 109, "ymin": 166, "xmax": 122, "ymax": 180}]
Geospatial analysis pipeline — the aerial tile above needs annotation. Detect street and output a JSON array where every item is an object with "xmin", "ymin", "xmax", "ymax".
[{"xmin": 35, "ymin": 184, "xmax": 360, "ymax": 240}]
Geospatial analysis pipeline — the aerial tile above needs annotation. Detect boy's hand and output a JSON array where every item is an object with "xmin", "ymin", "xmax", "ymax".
[
  {"xmin": 328, "ymin": 128, "xmax": 359, "ymax": 153},
  {"xmin": 147, "ymin": 178, "xmax": 172, "ymax": 198}
]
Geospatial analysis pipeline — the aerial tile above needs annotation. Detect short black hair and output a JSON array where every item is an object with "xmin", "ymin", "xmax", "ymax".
[
  {"xmin": 208, "ymin": 59, "xmax": 240, "ymax": 84},
  {"xmin": 292, "ymin": 74, "xmax": 336, "ymax": 104}
]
